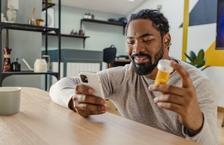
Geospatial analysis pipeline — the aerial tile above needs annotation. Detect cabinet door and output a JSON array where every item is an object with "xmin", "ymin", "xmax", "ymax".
[{"xmin": 67, "ymin": 63, "xmax": 100, "ymax": 77}]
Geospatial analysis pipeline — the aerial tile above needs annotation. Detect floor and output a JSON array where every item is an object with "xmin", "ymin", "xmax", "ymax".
[{"xmin": 218, "ymin": 111, "xmax": 224, "ymax": 145}]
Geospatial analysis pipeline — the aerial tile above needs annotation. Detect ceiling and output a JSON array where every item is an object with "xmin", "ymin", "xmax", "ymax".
[{"xmin": 53, "ymin": 0, "xmax": 146, "ymax": 15}]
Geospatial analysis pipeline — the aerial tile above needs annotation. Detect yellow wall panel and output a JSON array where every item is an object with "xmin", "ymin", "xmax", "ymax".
[
  {"xmin": 205, "ymin": 41, "xmax": 224, "ymax": 66},
  {"xmin": 182, "ymin": 0, "xmax": 189, "ymax": 61}
]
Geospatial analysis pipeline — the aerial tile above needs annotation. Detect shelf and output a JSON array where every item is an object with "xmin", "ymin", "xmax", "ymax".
[
  {"xmin": 0, "ymin": 0, "xmax": 61, "ymax": 91},
  {"xmin": 1, "ymin": 71, "xmax": 58, "ymax": 75},
  {"xmin": 80, "ymin": 18, "xmax": 126, "ymax": 34},
  {"xmin": 0, "ymin": 22, "xmax": 59, "ymax": 33},
  {"xmin": 46, "ymin": 33, "xmax": 90, "ymax": 39},
  {"xmin": 81, "ymin": 18, "xmax": 125, "ymax": 27},
  {"xmin": 42, "ymin": 1, "xmax": 55, "ymax": 11},
  {"xmin": 43, "ymin": 33, "xmax": 89, "ymax": 48},
  {"xmin": 1, "ymin": 71, "xmax": 59, "ymax": 80}
]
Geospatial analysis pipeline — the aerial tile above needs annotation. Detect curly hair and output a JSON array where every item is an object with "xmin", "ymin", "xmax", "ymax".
[{"xmin": 125, "ymin": 9, "xmax": 170, "ymax": 36}]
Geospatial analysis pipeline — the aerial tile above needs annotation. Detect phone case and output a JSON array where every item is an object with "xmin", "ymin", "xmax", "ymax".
[{"xmin": 79, "ymin": 72, "xmax": 105, "ymax": 98}]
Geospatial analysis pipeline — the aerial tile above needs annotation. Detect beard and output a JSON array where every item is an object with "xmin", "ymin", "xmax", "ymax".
[{"xmin": 131, "ymin": 48, "xmax": 163, "ymax": 75}]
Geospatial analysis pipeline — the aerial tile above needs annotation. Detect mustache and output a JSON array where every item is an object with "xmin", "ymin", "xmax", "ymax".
[{"xmin": 131, "ymin": 52, "xmax": 151, "ymax": 59}]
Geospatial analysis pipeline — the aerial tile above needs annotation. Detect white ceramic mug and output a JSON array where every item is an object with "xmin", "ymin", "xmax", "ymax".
[
  {"xmin": 34, "ymin": 58, "xmax": 48, "ymax": 72},
  {"xmin": 0, "ymin": 87, "xmax": 21, "ymax": 115}
]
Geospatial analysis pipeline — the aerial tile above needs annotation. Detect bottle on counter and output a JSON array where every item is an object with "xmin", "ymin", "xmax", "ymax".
[{"xmin": 11, "ymin": 58, "xmax": 21, "ymax": 72}]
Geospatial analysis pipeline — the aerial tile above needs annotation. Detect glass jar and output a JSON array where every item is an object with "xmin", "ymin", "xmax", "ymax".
[
  {"xmin": 34, "ymin": 59, "xmax": 48, "ymax": 72},
  {"xmin": 6, "ymin": 8, "xmax": 17, "ymax": 23}
]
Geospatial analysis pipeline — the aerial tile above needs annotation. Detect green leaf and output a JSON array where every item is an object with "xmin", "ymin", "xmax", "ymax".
[
  {"xmin": 198, "ymin": 49, "xmax": 204, "ymax": 58},
  {"xmin": 192, "ymin": 59, "xmax": 197, "ymax": 66},
  {"xmin": 184, "ymin": 53, "xmax": 193, "ymax": 62},
  {"xmin": 197, "ymin": 60, "xmax": 205, "ymax": 68},
  {"xmin": 190, "ymin": 51, "xmax": 197, "ymax": 61},
  {"xmin": 185, "ymin": 49, "xmax": 207, "ymax": 69},
  {"xmin": 197, "ymin": 49, "xmax": 204, "ymax": 63}
]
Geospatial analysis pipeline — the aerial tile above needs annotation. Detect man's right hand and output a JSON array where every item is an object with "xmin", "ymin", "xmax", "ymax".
[{"xmin": 69, "ymin": 84, "xmax": 106, "ymax": 118}]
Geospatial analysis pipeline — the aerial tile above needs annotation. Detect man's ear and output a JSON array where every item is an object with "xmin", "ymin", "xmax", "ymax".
[{"xmin": 162, "ymin": 33, "xmax": 171, "ymax": 49}]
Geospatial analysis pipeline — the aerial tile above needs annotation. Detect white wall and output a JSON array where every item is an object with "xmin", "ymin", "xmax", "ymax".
[
  {"xmin": 46, "ymin": 5, "xmax": 127, "ymax": 55},
  {"xmin": 132, "ymin": 0, "xmax": 224, "ymax": 107}
]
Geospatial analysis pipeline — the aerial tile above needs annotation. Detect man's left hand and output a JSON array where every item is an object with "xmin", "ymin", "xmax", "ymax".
[{"xmin": 149, "ymin": 61, "xmax": 203, "ymax": 132}]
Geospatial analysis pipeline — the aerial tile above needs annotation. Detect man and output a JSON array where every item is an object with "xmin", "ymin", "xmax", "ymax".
[{"xmin": 50, "ymin": 9, "xmax": 217, "ymax": 145}]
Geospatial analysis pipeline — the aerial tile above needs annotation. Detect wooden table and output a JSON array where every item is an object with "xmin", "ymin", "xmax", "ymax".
[{"xmin": 0, "ymin": 87, "xmax": 199, "ymax": 145}]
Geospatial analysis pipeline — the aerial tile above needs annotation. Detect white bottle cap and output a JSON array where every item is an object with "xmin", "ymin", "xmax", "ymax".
[{"xmin": 157, "ymin": 59, "xmax": 173, "ymax": 73}]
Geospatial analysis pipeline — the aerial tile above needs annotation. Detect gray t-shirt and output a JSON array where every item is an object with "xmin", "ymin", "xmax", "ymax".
[
  {"xmin": 49, "ymin": 60, "xmax": 217, "ymax": 145},
  {"xmin": 98, "ymin": 61, "xmax": 217, "ymax": 145}
]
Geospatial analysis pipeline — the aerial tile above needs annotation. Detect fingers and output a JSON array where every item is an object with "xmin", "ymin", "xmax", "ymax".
[
  {"xmin": 171, "ymin": 61, "xmax": 192, "ymax": 88},
  {"xmin": 76, "ymin": 84, "xmax": 94, "ymax": 95},
  {"xmin": 149, "ymin": 84, "xmax": 192, "ymax": 112},
  {"xmin": 154, "ymin": 94, "xmax": 185, "ymax": 105},
  {"xmin": 156, "ymin": 102, "xmax": 182, "ymax": 114},
  {"xmin": 153, "ymin": 93, "xmax": 184, "ymax": 115},
  {"xmin": 76, "ymin": 94, "xmax": 106, "ymax": 105},
  {"xmin": 149, "ymin": 84, "xmax": 186, "ymax": 96},
  {"xmin": 75, "ymin": 103, "xmax": 106, "ymax": 117},
  {"xmin": 72, "ymin": 93, "xmax": 106, "ymax": 117}
]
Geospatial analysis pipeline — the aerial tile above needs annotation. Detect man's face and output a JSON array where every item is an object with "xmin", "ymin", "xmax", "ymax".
[{"xmin": 126, "ymin": 19, "xmax": 168, "ymax": 75}]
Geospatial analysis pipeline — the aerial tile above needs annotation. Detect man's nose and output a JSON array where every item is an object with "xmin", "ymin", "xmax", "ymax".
[{"xmin": 132, "ymin": 41, "xmax": 144, "ymax": 53}]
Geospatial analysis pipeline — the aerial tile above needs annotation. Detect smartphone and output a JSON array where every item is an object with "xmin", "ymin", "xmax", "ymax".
[{"xmin": 79, "ymin": 72, "xmax": 105, "ymax": 98}]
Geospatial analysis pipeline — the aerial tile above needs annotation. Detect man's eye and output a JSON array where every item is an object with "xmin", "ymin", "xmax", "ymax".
[
  {"xmin": 127, "ymin": 39, "xmax": 135, "ymax": 45},
  {"xmin": 142, "ymin": 37, "xmax": 153, "ymax": 42}
]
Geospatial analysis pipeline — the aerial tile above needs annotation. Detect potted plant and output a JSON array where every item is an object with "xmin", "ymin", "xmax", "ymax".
[{"xmin": 184, "ymin": 49, "xmax": 209, "ymax": 71}]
